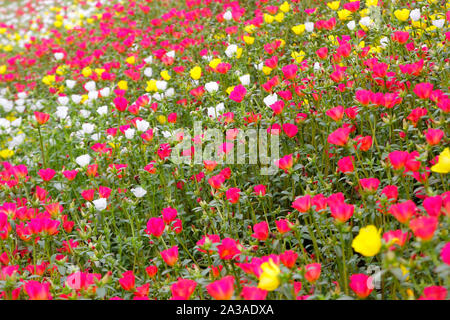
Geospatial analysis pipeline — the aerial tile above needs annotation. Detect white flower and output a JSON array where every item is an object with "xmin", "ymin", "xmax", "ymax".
[
  {"xmin": 80, "ymin": 110, "xmax": 91, "ymax": 118},
  {"xmin": 11, "ymin": 118, "xmax": 22, "ymax": 127},
  {"xmin": 166, "ymin": 50, "xmax": 175, "ymax": 58},
  {"xmin": 205, "ymin": 82, "xmax": 219, "ymax": 93},
  {"xmin": 99, "ymin": 87, "xmax": 110, "ymax": 97},
  {"xmin": 223, "ymin": 11, "xmax": 232, "ymax": 21},
  {"xmin": 264, "ymin": 94, "xmax": 278, "ymax": 107},
  {"xmin": 57, "ymin": 96, "xmax": 69, "ymax": 105},
  {"xmin": 165, "ymin": 88, "xmax": 175, "ymax": 97},
  {"xmin": 82, "ymin": 123, "xmax": 95, "ymax": 134},
  {"xmin": 66, "ymin": 80, "xmax": 76, "ymax": 89},
  {"xmin": 97, "ymin": 105, "xmax": 108, "ymax": 115},
  {"xmin": 161, "ymin": 130, "xmax": 172, "ymax": 138},
  {"xmin": 359, "ymin": 17, "xmax": 373, "ymax": 28},
  {"xmin": 56, "ymin": 106, "xmax": 68, "ymax": 119},
  {"xmin": 15, "ymin": 105, "xmax": 25, "ymax": 113},
  {"xmin": 207, "ymin": 102, "xmax": 225, "ymax": 119},
  {"xmin": 76, "ymin": 154, "xmax": 91, "ymax": 167},
  {"xmin": 71, "ymin": 95, "xmax": 82, "ymax": 104},
  {"xmin": 91, "ymin": 133, "xmax": 100, "ymax": 141},
  {"xmin": 17, "ymin": 92, "xmax": 27, "ymax": 99},
  {"xmin": 239, "ymin": 74, "xmax": 250, "ymax": 86},
  {"xmin": 314, "ymin": 62, "xmax": 321, "ymax": 71},
  {"xmin": 305, "ymin": 22, "xmax": 314, "ymax": 32},
  {"xmin": 410, "ymin": 9, "xmax": 420, "ymax": 21},
  {"xmin": 156, "ymin": 80, "xmax": 167, "ymax": 91},
  {"xmin": 225, "ymin": 44, "xmax": 238, "ymax": 57},
  {"xmin": 254, "ymin": 62, "xmax": 264, "ymax": 70},
  {"xmin": 347, "ymin": 21, "xmax": 356, "ymax": 30},
  {"xmin": 84, "ymin": 81, "xmax": 96, "ymax": 91},
  {"xmin": 144, "ymin": 56, "xmax": 153, "ymax": 64},
  {"xmin": 93, "ymin": 198, "xmax": 107, "ymax": 211},
  {"xmin": 124, "ymin": 128, "xmax": 135, "ymax": 139},
  {"xmin": 88, "ymin": 91, "xmax": 98, "ymax": 100},
  {"xmin": 379, "ymin": 37, "xmax": 389, "ymax": 48},
  {"xmin": 144, "ymin": 67, "xmax": 153, "ymax": 77},
  {"xmin": 136, "ymin": 119, "xmax": 150, "ymax": 132},
  {"xmin": 131, "ymin": 186, "xmax": 147, "ymax": 198},
  {"xmin": 54, "ymin": 52, "xmax": 64, "ymax": 60},
  {"xmin": 432, "ymin": 19, "xmax": 445, "ymax": 29}
]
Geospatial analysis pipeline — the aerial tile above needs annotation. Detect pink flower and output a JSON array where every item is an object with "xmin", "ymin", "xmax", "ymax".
[
  {"xmin": 160, "ymin": 246, "xmax": 179, "ymax": 266},
  {"xmin": 229, "ymin": 85, "xmax": 247, "ymax": 103},
  {"xmin": 146, "ymin": 217, "xmax": 165, "ymax": 237},
  {"xmin": 226, "ymin": 188, "xmax": 241, "ymax": 204},
  {"xmin": 252, "ymin": 221, "xmax": 269, "ymax": 241},
  {"xmin": 23, "ymin": 281, "xmax": 52, "ymax": 300},
  {"xmin": 38, "ymin": 168, "xmax": 56, "ymax": 181},
  {"xmin": 349, "ymin": 274, "xmax": 373, "ymax": 298},
  {"xmin": 207, "ymin": 276, "xmax": 235, "ymax": 300},
  {"xmin": 282, "ymin": 123, "xmax": 298, "ymax": 138},
  {"xmin": 119, "ymin": 270, "xmax": 135, "ymax": 291}
]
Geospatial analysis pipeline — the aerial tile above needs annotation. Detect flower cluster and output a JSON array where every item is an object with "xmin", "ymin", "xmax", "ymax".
[{"xmin": 0, "ymin": 0, "xmax": 448, "ymax": 300}]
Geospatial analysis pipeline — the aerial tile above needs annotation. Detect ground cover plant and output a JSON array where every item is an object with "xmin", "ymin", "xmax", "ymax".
[{"xmin": 0, "ymin": 0, "xmax": 449, "ymax": 300}]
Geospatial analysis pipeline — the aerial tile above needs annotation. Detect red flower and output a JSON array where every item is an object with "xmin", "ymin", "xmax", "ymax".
[
  {"xmin": 281, "ymin": 64, "xmax": 298, "ymax": 80},
  {"xmin": 424, "ymin": 128, "xmax": 444, "ymax": 146},
  {"xmin": 413, "ymin": 82, "xmax": 433, "ymax": 99},
  {"xmin": 161, "ymin": 207, "xmax": 178, "ymax": 224},
  {"xmin": 146, "ymin": 217, "xmax": 165, "ymax": 238},
  {"xmin": 337, "ymin": 156, "xmax": 354, "ymax": 174},
  {"xmin": 280, "ymin": 250, "xmax": 298, "ymax": 268},
  {"xmin": 229, "ymin": 85, "xmax": 247, "ymax": 103},
  {"xmin": 359, "ymin": 178, "xmax": 380, "ymax": 193},
  {"xmin": 389, "ymin": 200, "xmax": 416, "ymax": 224},
  {"xmin": 304, "ymin": 263, "xmax": 321, "ymax": 283},
  {"xmin": 253, "ymin": 184, "xmax": 267, "ymax": 196},
  {"xmin": 349, "ymin": 274, "xmax": 373, "ymax": 298},
  {"xmin": 226, "ymin": 188, "xmax": 241, "ymax": 204},
  {"xmin": 241, "ymin": 286, "xmax": 268, "ymax": 300},
  {"xmin": 207, "ymin": 276, "xmax": 235, "ymax": 300},
  {"xmin": 171, "ymin": 278, "xmax": 197, "ymax": 300},
  {"xmin": 282, "ymin": 123, "xmax": 298, "ymax": 138},
  {"xmin": 23, "ymin": 281, "xmax": 52, "ymax": 300},
  {"xmin": 275, "ymin": 154, "xmax": 293, "ymax": 173},
  {"xmin": 383, "ymin": 230, "xmax": 409, "ymax": 250},
  {"xmin": 217, "ymin": 238, "xmax": 241, "ymax": 260},
  {"xmin": 34, "ymin": 111, "xmax": 50, "ymax": 125},
  {"xmin": 119, "ymin": 270, "xmax": 135, "ymax": 291},
  {"xmin": 327, "ymin": 127, "xmax": 350, "ymax": 146},
  {"xmin": 326, "ymin": 105, "xmax": 344, "ymax": 122},
  {"xmin": 252, "ymin": 221, "xmax": 269, "ymax": 241},
  {"xmin": 275, "ymin": 219, "xmax": 292, "ymax": 234},
  {"xmin": 38, "ymin": 168, "xmax": 56, "ymax": 181},
  {"xmin": 330, "ymin": 202, "xmax": 354, "ymax": 223},
  {"xmin": 409, "ymin": 216, "xmax": 438, "ymax": 241},
  {"xmin": 160, "ymin": 246, "xmax": 179, "ymax": 266},
  {"xmin": 419, "ymin": 286, "xmax": 448, "ymax": 300},
  {"xmin": 292, "ymin": 195, "xmax": 312, "ymax": 213}
]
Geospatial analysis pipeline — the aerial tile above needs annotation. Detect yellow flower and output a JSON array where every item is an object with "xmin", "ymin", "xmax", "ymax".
[
  {"xmin": 431, "ymin": 148, "xmax": 450, "ymax": 174},
  {"xmin": 236, "ymin": 47, "xmax": 243, "ymax": 59},
  {"xmin": 209, "ymin": 58, "xmax": 221, "ymax": 69},
  {"xmin": 94, "ymin": 68, "xmax": 105, "ymax": 76},
  {"xmin": 291, "ymin": 51, "xmax": 305, "ymax": 63},
  {"xmin": 327, "ymin": 1, "xmax": 340, "ymax": 11},
  {"xmin": 244, "ymin": 24, "xmax": 256, "ymax": 33},
  {"xmin": 338, "ymin": 9, "xmax": 352, "ymax": 20},
  {"xmin": 118, "ymin": 80, "xmax": 128, "ymax": 90},
  {"xmin": 257, "ymin": 259, "xmax": 280, "ymax": 291},
  {"xmin": 0, "ymin": 65, "xmax": 7, "ymax": 74},
  {"xmin": 262, "ymin": 66, "xmax": 272, "ymax": 75},
  {"xmin": 81, "ymin": 67, "xmax": 92, "ymax": 77},
  {"xmin": 226, "ymin": 86, "xmax": 235, "ymax": 95},
  {"xmin": 243, "ymin": 36, "xmax": 255, "ymax": 45},
  {"xmin": 365, "ymin": 0, "xmax": 378, "ymax": 7},
  {"xmin": 54, "ymin": 20, "xmax": 63, "ymax": 28},
  {"xmin": 157, "ymin": 115, "xmax": 166, "ymax": 124},
  {"xmin": 394, "ymin": 9, "xmax": 410, "ymax": 22},
  {"xmin": 0, "ymin": 149, "xmax": 14, "ymax": 159},
  {"xmin": 280, "ymin": 1, "xmax": 290, "ymax": 13},
  {"xmin": 160, "ymin": 70, "xmax": 171, "ymax": 81},
  {"xmin": 145, "ymin": 79, "xmax": 157, "ymax": 92},
  {"xmin": 125, "ymin": 56, "xmax": 136, "ymax": 65},
  {"xmin": 264, "ymin": 14, "xmax": 274, "ymax": 24},
  {"xmin": 352, "ymin": 225, "xmax": 382, "ymax": 257},
  {"xmin": 190, "ymin": 66, "xmax": 202, "ymax": 80},
  {"xmin": 292, "ymin": 24, "xmax": 305, "ymax": 35},
  {"xmin": 274, "ymin": 12, "xmax": 284, "ymax": 22},
  {"xmin": 42, "ymin": 75, "xmax": 55, "ymax": 86}
]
